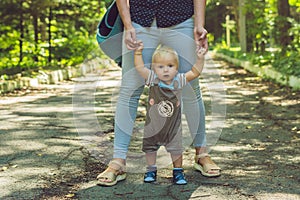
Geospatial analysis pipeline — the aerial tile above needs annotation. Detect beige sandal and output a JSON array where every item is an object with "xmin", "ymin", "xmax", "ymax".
[
  {"xmin": 97, "ymin": 160, "xmax": 127, "ymax": 186},
  {"xmin": 194, "ymin": 153, "xmax": 221, "ymax": 177}
]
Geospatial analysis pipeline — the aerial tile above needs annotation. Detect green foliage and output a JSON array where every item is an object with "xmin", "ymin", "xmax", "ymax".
[
  {"xmin": 245, "ymin": 0, "xmax": 270, "ymax": 50},
  {"xmin": 0, "ymin": 0, "xmax": 104, "ymax": 76},
  {"xmin": 210, "ymin": 0, "xmax": 299, "ymax": 77},
  {"xmin": 0, "ymin": 0, "xmax": 299, "ymax": 79},
  {"xmin": 272, "ymin": 51, "xmax": 300, "ymax": 77},
  {"xmin": 215, "ymin": 46, "xmax": 300, "ymax": 77},
  {"xmin": 215, "ymin": 46, "xmax": 248, "ymax": 61},
  {"xmin": 51, "ymin": 32, "xmax": 97, "ymax": 68}
]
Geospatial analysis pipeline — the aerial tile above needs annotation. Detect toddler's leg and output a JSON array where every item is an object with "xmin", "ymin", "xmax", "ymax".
[
  {"xmin": 170, "ymin": 154, "xmax": 183, "ymax": 168},
  {"xmin": 144, "ymin": 151, "xmax": 157, "ymax": 183},
  {"xmin": 170, "ymin": 153, "xmax": 187, "ymax": 185},
  {"xmin": 145, "ymin": 151, "xmax": 157, "ymax": 166}
]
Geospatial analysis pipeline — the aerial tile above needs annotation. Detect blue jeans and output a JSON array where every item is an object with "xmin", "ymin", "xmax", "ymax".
[{"xmin": 114, "ymin": 18, "xmax": 206, "ymax": 159}]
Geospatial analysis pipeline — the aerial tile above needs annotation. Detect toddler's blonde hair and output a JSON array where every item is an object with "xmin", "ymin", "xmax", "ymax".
[{"xmin": 152, "ymin": 45, "xmax": 179, "ymax": 69}]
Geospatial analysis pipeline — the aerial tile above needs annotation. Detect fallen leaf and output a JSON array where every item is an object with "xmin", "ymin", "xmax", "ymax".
[
  {"xmin": 65, "ymin": 193, "xmax": 75, "ymax": 198},
  {"xmin": 2, "ymin": 166, "xmax": 8, "ymax": 171}
]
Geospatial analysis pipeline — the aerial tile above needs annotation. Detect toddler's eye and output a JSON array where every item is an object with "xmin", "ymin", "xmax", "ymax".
[
  {"xmin": 168, "ymin": 65, "xmax": 174, "ymax": 68},
  {"xmin": 159, "ymin": 65, "xmax": 164, "ymax": 69}
]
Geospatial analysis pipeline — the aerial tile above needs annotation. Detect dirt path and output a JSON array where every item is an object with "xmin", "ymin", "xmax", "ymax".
[{"xmin": 0, "ymin": 53, "xmax": 299, "ymax": 200}]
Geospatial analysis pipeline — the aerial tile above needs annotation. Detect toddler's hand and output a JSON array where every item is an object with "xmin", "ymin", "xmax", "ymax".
[
  {"xmin": 136, "ymin": 40, "xmax": 144, "ymax": 51},
  {"xmin": 196, "ymin": 46, "xmax": 206, "ymax": 57}
]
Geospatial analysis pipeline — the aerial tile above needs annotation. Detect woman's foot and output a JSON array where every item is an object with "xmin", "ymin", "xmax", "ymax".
[
  {"xmin": 194, "ymin": 153, "xmax": 221, "ymax": 177},
  {"xmin": 97, "ymin": 159, "xmax": 126, "ymax": 186}
]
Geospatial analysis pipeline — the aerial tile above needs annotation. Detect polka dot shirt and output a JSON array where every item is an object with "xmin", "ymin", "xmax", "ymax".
[{"xmin": 130, "ymin": 0, "xmax": 194, "ymax": 28}]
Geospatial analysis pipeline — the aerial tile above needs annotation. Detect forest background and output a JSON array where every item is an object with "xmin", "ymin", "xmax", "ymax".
[{"xmin": 0, "ymin": 0, "xmax": 299, "ymax": 79}]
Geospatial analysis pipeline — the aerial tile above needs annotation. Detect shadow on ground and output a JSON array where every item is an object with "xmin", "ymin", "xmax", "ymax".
[{"xmin": 0, "ymin": 57, "xmax": 299, "ymax": 200}]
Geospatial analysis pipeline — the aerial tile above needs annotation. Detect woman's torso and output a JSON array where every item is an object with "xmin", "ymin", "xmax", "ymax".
[{"xmin": 130, "ymin": 0, "xmax": 194, "ymax": 28}]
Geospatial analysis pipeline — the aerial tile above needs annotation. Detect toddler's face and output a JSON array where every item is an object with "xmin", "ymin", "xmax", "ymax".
[{"xmin": 153, "ymin": 55, "xmax": 178, "ymax": 85}]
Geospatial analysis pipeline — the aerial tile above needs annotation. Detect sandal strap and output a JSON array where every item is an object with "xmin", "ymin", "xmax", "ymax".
[
  {"xmin": 195, "ymin": 153, "xmax": 222, "ymax": 171},
  {"xmin": 195, "ymin": 153, "xmax": 210, "ymax": 162},
  {"xmin": 97, "ymin": 170, "xmax": 116, "ymax": 180},
  {"xmin": 203, "ymin": 163, "xmax": 221, "ymax": 171},
  {"xmin": 108, "ymin": 160, "xmax": 126, "ymax": 172}
]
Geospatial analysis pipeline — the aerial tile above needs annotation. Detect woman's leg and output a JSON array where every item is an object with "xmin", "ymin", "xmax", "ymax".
[
  {"xmin": 161, "ymin": 18, "xmax": 206, "ymax": 148},
  {"xmin": 98, "ymin": 22, "xmax": 160, "ymax": 183},
  {"xmin": 98, "ymin": 35, "xmax": 145, "ymax": 183},
  {"xmin": 113, "ymin": 50, "xmax": 145, "ymax": 160},
  {"xmin": 113, "ymin": 22, "xmax": 160, "ymax": 160}
]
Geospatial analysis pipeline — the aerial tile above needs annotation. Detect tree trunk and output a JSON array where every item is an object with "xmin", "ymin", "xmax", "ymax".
[
  {"xmin": 33, "ymin": 13, "xmax": 39, "ymax": 62},
  {"xmin": 48, "ymin": 7, "xmax": 52, "ymax": 63},
  {"xmin": 277, "ymin": 0, "xmax": 291, "ymax": 51},
  {"xmin": 19, "ymin": 0, "xmax": 24, "ymax": 63},
  {"xmin": 238, "ymin": 0, "xmax": 247, "ymax": 52}
]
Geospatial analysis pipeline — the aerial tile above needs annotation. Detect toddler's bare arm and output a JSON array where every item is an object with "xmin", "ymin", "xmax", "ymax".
[
  {"xmin": 185, "ymin": 48, "xmax": 205, "ymax": 81},
  {"xmin": 134, "ymin": 40, "xmax": 150, "ymax": 80}
]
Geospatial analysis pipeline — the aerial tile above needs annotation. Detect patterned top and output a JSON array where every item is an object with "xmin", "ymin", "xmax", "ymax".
[{"xmin": 130, "ymin": 0, "xmax": 194, "ymax": 28}]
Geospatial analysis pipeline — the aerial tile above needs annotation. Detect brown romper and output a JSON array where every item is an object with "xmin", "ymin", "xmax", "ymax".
[{"xmin": 142, "ymin": 70, "xmax": 186, "ymax": 155}]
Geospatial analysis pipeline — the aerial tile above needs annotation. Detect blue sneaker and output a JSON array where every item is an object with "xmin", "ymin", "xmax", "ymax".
[
  {"xmin": 144, "ymin": 171, "xmax": 157, "ymax": 183},
  {"xmin": 173, "ymin": 168, "xmax": 187, "ymax": 185}
]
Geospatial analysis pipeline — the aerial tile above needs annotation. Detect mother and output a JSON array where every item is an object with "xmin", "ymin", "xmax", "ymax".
[{"xmin": 97, "ymin": 0, "xmax": 221, "ymax": 186}]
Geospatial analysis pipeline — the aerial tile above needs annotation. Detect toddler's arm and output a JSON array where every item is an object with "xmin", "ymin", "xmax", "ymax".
[
  {"xmin": 185, "ymin": 47, "xmax": 205, "ymax": 82},
  {"xmin": 134, "ymin": 40, "xmax": 150, "ymax": 80}
]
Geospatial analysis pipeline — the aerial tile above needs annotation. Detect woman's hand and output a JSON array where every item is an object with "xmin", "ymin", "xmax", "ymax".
[
  {"xmin": 124, "ymin": 28, "xmax": 140, "ymax": 50},
  {"xmin": 194, "ymin": 26, "xmax": 208, "ymax": 54}
]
